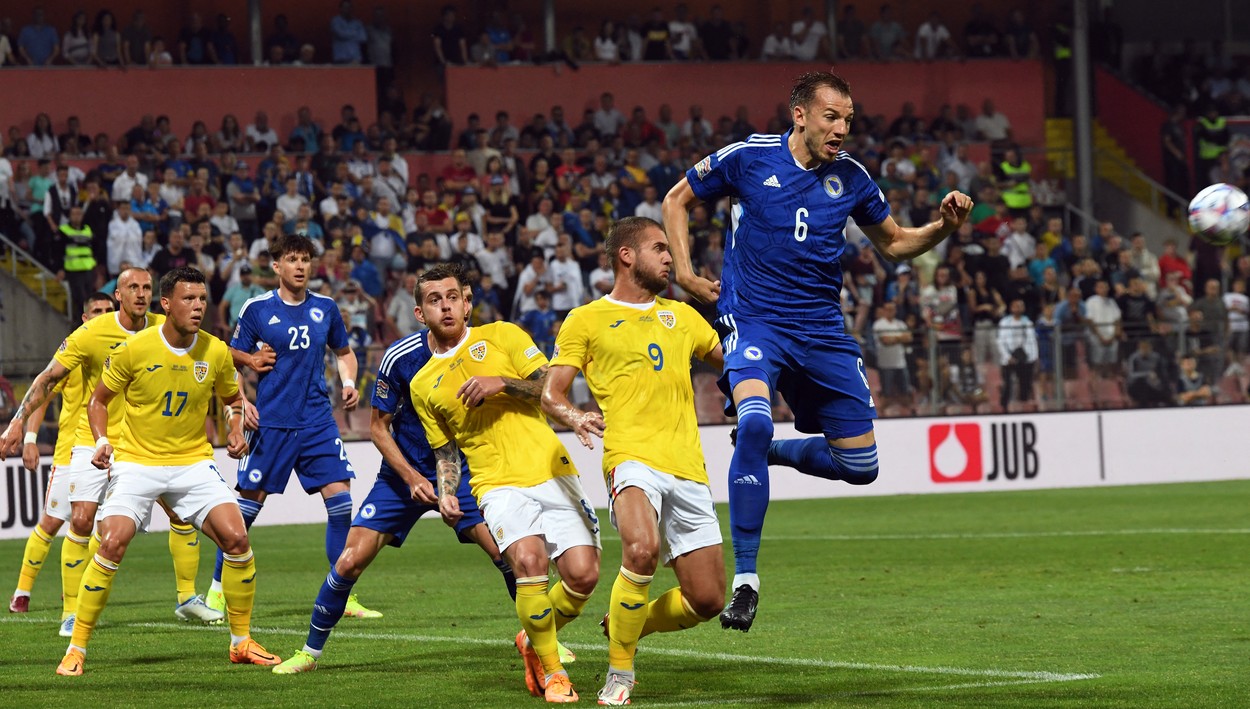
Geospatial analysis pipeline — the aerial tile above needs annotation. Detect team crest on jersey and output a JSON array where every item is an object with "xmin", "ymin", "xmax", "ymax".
[
  {"xmin": 309, "ymin": 307, "xmax": 325, "ymax": 323},
  {"xmin": 469, "ymin": 341, "xmax": 488, "ymax": 361},
  {"xmin": 360, "ymin": 504, "xmax": 376, "ymax": 519},
  {"xmin": 494, "ymin": 525, "xmax": 505, "ymax": 541},
  {"xmin": 744, "ymin": 346, "xmax": 763, "ymax": 361},
  {"xmin": 193, "ymin": 361, "xmax": 209, "ymax": 382},
  {"xmin": 658, "ymin": 310, "xmax": 676, "ymax": 328},
  {"xmin": 694, "ymin": 156, "xmax": 712, "ymax": 180},
  {"xmin": 824, "ymin": 175, "xmax": 844, "ymax": 199},
  {"xmin": 375, "ymin": 380, "xmax": 390, "ymax": 399}
]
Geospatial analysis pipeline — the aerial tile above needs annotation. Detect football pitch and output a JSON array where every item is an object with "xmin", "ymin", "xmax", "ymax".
[{"xmin": 0, "ymin": 480, "xmax": 1245, "ymax": 708}]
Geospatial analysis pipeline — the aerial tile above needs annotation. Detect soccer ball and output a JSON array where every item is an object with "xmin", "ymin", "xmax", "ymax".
[{"xmin": 1188, "ymin": 183, "xmax": 1250, "ymax": 246}]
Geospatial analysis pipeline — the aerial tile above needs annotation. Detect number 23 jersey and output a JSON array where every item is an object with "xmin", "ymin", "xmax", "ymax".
[
  {"xmin": 686, "ymin": 130, "xmax": 890, "ymax": 330},
  {"xmin": 231, "ymin": 290, "xmax": 349, "ymax": 429}
]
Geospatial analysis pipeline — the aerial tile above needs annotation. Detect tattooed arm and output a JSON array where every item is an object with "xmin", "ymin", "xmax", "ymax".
[
  {"xmin": 434, "ymin": 440, "xmax": 464, "ymax": 525},
  {"xmin": 455, "ymin": 366, "xmax": 549, "ymax": 407},
  {"xmin": 0, "ymin": 359, "xmax": 72, "ymax": 458}
]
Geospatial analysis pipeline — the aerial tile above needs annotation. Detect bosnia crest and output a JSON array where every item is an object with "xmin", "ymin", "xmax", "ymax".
[
  {"xmin": 193, "ymin": 361, "xmax": 209, "ymax": 383},
  {"xmin": 658, "ymin": 310, "xmax": 676, "ymax": 328},
  {"xmin": 469, "ymin": 341, "xmax": 488, "ymax": 361}
]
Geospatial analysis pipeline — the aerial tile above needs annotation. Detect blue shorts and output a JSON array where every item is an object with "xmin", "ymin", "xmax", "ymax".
[
  {"xmin": 352, "ymin": 469, "xmax": 484, "ymax": 548},
  {"xmin": 715, "ymin": 315, "xmax": 876, "ymax": 438},
  {"xmin": 236, "ymin": 420, "xmax": 357, "ymax": 495}
]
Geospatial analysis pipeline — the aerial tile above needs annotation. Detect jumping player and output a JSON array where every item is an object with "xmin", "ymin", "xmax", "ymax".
[{"xmin": 662, "ymin": 71, "xmax": 973, "ymax": 630}]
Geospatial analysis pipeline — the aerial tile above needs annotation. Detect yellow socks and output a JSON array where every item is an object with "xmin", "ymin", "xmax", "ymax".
[
  {"xmin": 17, "ymin": 526, "xmax": 54, "ymax": 594},
  {"xmin": 641, "ymin": 587, "xmax": 708, "ymax": 638},
  {"xmin": 516, "ymin": 575, "xmax": 562, "ymax": 676},
  {"xmin": 607, "ymin": 567, "xmax": 653, "ymax": 673},
  {"xmin": 87, "ymin": 531, "xmax": 101, "ymax": 560},
  {"xmin": 60, "ymin": 531, "xmax": 91, "ymax": 619},
  {"xmin": 167, "ymin": 523, "xmax": 200, "ymax": 604},
  {"xmin": 547, "ymin": 578, "xmax": 591, "ymax": 631},
  {"xmin": 221, "ymin": 549, "xmax": 256, "ymax": 640},
  {"xmin": 70, "ymin": 554, "xmax": 119, "ymax": 650}
]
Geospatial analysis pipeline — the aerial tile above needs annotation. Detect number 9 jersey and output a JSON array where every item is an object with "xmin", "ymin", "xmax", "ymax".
[
  {"xmin": 99, "ymin": 327, "xmax": 239, "ymax": 465},
  {"xmin": 551, "ymin": 296, "xmax": 719, "ymax": 485},
  {"xmin": 230, "ymin": 290, "xmax": 349, "ymax": 429},
  {"xmin": 685, "ymin": 131, "xmax": 890, "ymax": 330}
]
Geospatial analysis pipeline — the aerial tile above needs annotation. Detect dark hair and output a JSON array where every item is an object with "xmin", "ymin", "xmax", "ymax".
[
  {"xmin": 789, "ymin": 72, "xmax": 853, "ymax": 112},
  {"xmin": 416, "ymin": 263, "xmax": 468, "ymax": 299},
  {"xmin": 85, "ymin": 292, "xmax": 117, "ymax": 312},
  {"xmin": 159, "ymin": 266, "xmax": 206, "ymax": 298},
  {"xmin": 270, "ymin": 232, "xmax": 316, "ymax": 260},
  {"xmin": 604, "ymin": 216, "xmax": 662, "ymax": 269}
]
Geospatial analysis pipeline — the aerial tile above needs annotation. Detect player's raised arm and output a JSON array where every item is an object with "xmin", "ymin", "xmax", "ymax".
[
  {"xmin": 861, "ymin": 189, "xmax": 974, "ymax": 262},
  {"xmin": 541, "ymin": 364, "xmax": 605, "ymax": 450},
  {"xmin": 662, "ymin": 177, "xmax": 721, "ymax": 304},
  {"xmin": 86, "ymin": 380, "xmax": 118, "ymax": 469},
  {"xmin": 369, "ymin": 407, "xmax": 435, "ymax": 503},
  {"xmin": 0, "ymin": 359, "xmax": 72, "ymax": 458}
]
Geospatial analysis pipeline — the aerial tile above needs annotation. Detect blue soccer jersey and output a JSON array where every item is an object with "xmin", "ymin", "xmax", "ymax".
[
  {"xmin": 686, "ymin": 131, "xmax": 890, "ymax": 330},
  {"xmin": 231, "ymin": 290, "xmax": 349, "ymax": 429}
]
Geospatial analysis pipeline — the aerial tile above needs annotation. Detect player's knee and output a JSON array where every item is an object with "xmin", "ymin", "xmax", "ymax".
[
  {"xmin": 506, "ymin": 548, "xmax": 547, "ymax": 577},
  {"xmin": 686, "ymin": 588, "xmax": 727, "ymax": 622},
  {"xmin": 334, "ymin": 547, "xmax": 369, "ymax": 579},
  {"xmin": 561, "ymin": 563, "xmax": 599, "ymax": 597},
  {"xmin": 69, "ymin": 510, "xmax": 94, "ymax": 537},
  {"xmin": 97, "ymin": 533, "xmax": 128, "ymax": 562},
  {"xmin": 736, "ymin": 410, "xmax": 774, "ymax": 446},
  {"xmin": 831, "ymin": 443, "xmax": 879, "ymax": 485},
  {"xmin": 38, "ymin": 516, "xmax": 63, "ymax": 536},
  {"xmin": 621, "ymin": 540, "xmax": 660, "ymax": 576},
  {"xmin": 216, "ymin": 529, "xmax": 250, "ymax": 557}
]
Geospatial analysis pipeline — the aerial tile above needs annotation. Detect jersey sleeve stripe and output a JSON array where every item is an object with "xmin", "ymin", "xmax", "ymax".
[
  {"xmin": 838, "ymin": 153, "xmax": 888, "ymax": 202},
  {"xmin": 714, "ymin": 135, "xmax": 781, "ymax": 159},
  {"xmin": 234, "ymin": 290, "xmax": 274, "ymax": 321},
  {"xmin": 379, "ymin": 334, "xmax": 425, "ymax": 376}
]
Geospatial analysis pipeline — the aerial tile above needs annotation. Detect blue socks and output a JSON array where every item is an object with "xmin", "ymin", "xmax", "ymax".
[
  {"xmin": 324, "ymin": 491, "xmax": 353, "ymax": 567},
  {"xmin": 768, "ymin": 439, "xmax": 880, "ymax": 485},
  {"xmin": 306, "ymin": 567, "xmax": 356, "ymax": 654},
  {"xmin": 214, "ymin": 497, "xmax": 264, "ymax": 584},
  {"xmin": 728, "ymin": 397, "xmax": 773, "ymax": 576},
  {"xmin": 495, "ymin": 557, "xmax": 518, "ymax": 601}
]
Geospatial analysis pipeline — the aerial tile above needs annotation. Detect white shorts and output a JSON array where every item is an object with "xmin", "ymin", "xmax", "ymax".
[
  {"xmin": 100, "ymin": 459, "xmax": 238, "ymax": 531},
  {"xmin": 43, "ymin": 464, "xmax": 71, "ymax": 522},
  {"xmin": 608, "ymin": 461, "xmax": 722, "ymax": 565},
  {"xmin": 479, "ymin": 476, "xmax": 602, "ymax": 560},
  {"xmin": 68, "ymin": 446, "xmax": 109, "ymax": 505}
]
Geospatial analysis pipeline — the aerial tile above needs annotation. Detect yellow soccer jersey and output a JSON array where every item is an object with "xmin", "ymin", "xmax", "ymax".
[
  {"xmin": 53, "ymin": 311, "xmax": 164, "ymax": 448},
  {"xmin": 100, "ymin": 326, "xmax": 239, "ymax": 466},
  {"xmin": 410, "ymin": 322, "xmax": 576, "ymax": 500},
  {"xmin": 51, "ymin": 369, "xmax": 86, "ymax": 466},
  {"xmin": 551, "ymin": 296, "xmax": 719, "ymax": 484}
]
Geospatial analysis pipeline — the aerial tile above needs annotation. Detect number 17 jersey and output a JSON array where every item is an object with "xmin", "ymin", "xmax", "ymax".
[
  {"xmin": 686, "ymin": 131, "xmax": 890, "ymax": 330},
  {"xmin": 231, "ymin": 290, "xmax": 349, "ymax": 429}
]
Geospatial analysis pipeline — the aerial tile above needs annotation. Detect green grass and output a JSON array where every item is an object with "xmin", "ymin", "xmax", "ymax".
[{"xmin": 1, "ymin": 481, "xmax": 1247, "ymax": 708}]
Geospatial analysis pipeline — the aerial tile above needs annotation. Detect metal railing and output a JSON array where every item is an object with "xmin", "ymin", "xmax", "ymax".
[{"xmin": 0, "ymin": 233, "xmax": 72, "ymax": 319}]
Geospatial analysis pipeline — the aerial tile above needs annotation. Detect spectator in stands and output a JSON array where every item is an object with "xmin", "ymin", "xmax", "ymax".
[
  {"xmin": 1156, "ymin": 239, "xmax": 1192, "ymax": 292},
  {"xmin": 872, "ymin": 301, "xmax": 913, "ymax": 414},
  {"xmin": 210, "ymin": 13, "xmax": 239, "ymax": 65},
  {"xmin": 760, "ymin": 23, "xmax": 794, "ymax": 61},
  {"xmin": 1003, "ymin": 9, "xmax": 1039, "ymax": 59},
  {"xmin": 949, "ymin": 347, "xmax": 986, "ymax": 408},
  {"xmin": 641, "ymin": 8, "xmax": 673, "ymax": 61},
  {"xmin": 1190, "ymin": 278, "xmax": 1227, "ymax": 348},
  {"xmin": 18, "ymin": 7, "xmax": 58, "ymax": 66},
  {"xmin": 963, "ymin": 3, "xmax": 1000, "ymax": 58},
  {"xmin": 226, "ymin": 163, "xmax": 259, "ymax": 241},
  {"xmin": 868, "ymin": 4, "xmax": 907, "ymax": 61},
  {"xmin": 1128, "ymin": 233, "xmax": 1160, "ymax": 297},
  {"xmin": 975, "ymin": 100, "xmax": 1013, "ymax": 146},
  {"xmin": 588, "ymin": 251, "xmax": 613, "ymax": 300},
  {"xmin": 547, "ymin": 236, "xmax": 584, "ymax": 318},
  {"xmin": 915, "ymin": 10, "xmax": 957, "ymax": 61},
  {"xmin": 265, "ymin": 14, "xmax": 298, "ymax": 63},
  {"xmin": 668, "ymin": 4, "xmax": 698, "ymax": 60},
  {"xmin": 1126, "ymin": 339, "xmax": 1171, "ymax": 407},
  {"xmin": 431, "ymin": 5, "xmax": 468, "ymax": 69},
  {"xmin": 177, "ymin": 12, "xmax": 215, "ymax": 65},
  {"xmin": 148, "ymin": 35, "xmax": 172, "ymax": 67},
  {"xmin": 331, "ymin": 0, "xmax": 367, "ymax": 64},
  {"xmin": 520, "ymin": 290, "xmax": 557, "ymax": 356},
  {"xmin": 700, "ymin": 5, "xmax": 733, "ymax": 61},
  {"xmin": 1118, "ymin": 275, "xmax": 1158, "ymax": 347},
  {"xmin": 150, "ymin": 225, "xmax": 193, "ymax": 279},
  {"xmin": 790, "ymin": 5, "xmax": 829, "ymax": 61},
  {"xmin": 217, "ymin": 114, "xmax": 244, "ymax": 154},
  {"xmin": 1053, "ymin": 286, "xmax": 1087, "ymax": 379},
  {"xmin": 1175, "ymin": 353, "xmax": 1212, "ymax": 406},
  {"xmin": 967, "ymin": 269, "xmax": 1005, "ymax": 363},
  {"xmin": 120, "ymin": 10, "xmax": 150, "ymax": 65},
  {"xmin": 1085, "ymin": 279, "xmax": 1123, "ymax": 379},
  {"xmin": 62, "ymin": 11, "xmax": 91, "ymax": 66},
  {"xmin": 1224, "ymin": 279, "xmax": 1249, "ymax": 356},
  {"xmin": 26, "ymin": 113, "xmax": 56, "ymax": 160},
  {"xmin": 997, "ymin": 297, "xmax": 1038, "ymax": 409}
]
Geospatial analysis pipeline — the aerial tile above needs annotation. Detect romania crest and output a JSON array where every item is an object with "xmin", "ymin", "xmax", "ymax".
[
  {"xmin": 193, "ymin": 361, "xmax": 209, "ymax": 383},
  {"xmin": 469, "ymin": 341, "xmax": 488, "ymax": 361},
  {"xmin": 658, "ymin": 310, "xmax": 676, "ymax": 329}
]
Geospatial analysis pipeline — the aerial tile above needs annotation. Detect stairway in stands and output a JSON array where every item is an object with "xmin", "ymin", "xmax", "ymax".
[
  {"xmin": 1044, "ymin": 118, "xmax": 1166, "ymax": 214},
  {"xmin": 0, "ymin": 248, "xmax": 68, "ymax": 316}
]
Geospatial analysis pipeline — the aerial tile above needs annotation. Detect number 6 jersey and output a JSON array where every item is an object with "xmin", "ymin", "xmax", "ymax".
[
  {"xmin": 551, "ymin": 296, "xmax": 719, "ymax": 484},
  {"xmin": 231, "ymin": 290, "xmax": 349, "ymax": 429},
  {"xmin": 686, "ymin": 131, "xmax": 891, "ymax": 331}
]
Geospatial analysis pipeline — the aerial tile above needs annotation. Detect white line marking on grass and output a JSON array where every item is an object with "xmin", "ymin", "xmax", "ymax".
[
  {"xmin": 764, "ymin": 528, "xmax": 1250, "ymax": 542},
  {"xmin": 125, "ymin": 622, "xmax": 1098, "ymax": 684}
]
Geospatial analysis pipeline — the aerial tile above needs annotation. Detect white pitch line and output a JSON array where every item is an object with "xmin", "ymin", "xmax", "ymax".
[
  {"xmin": 123, "ymin": 622, "xmax": 1097, "ymax": 683},
  {"xmin": 763, "ymin": 527, "xmax": 1250, "ymax": 542}
]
